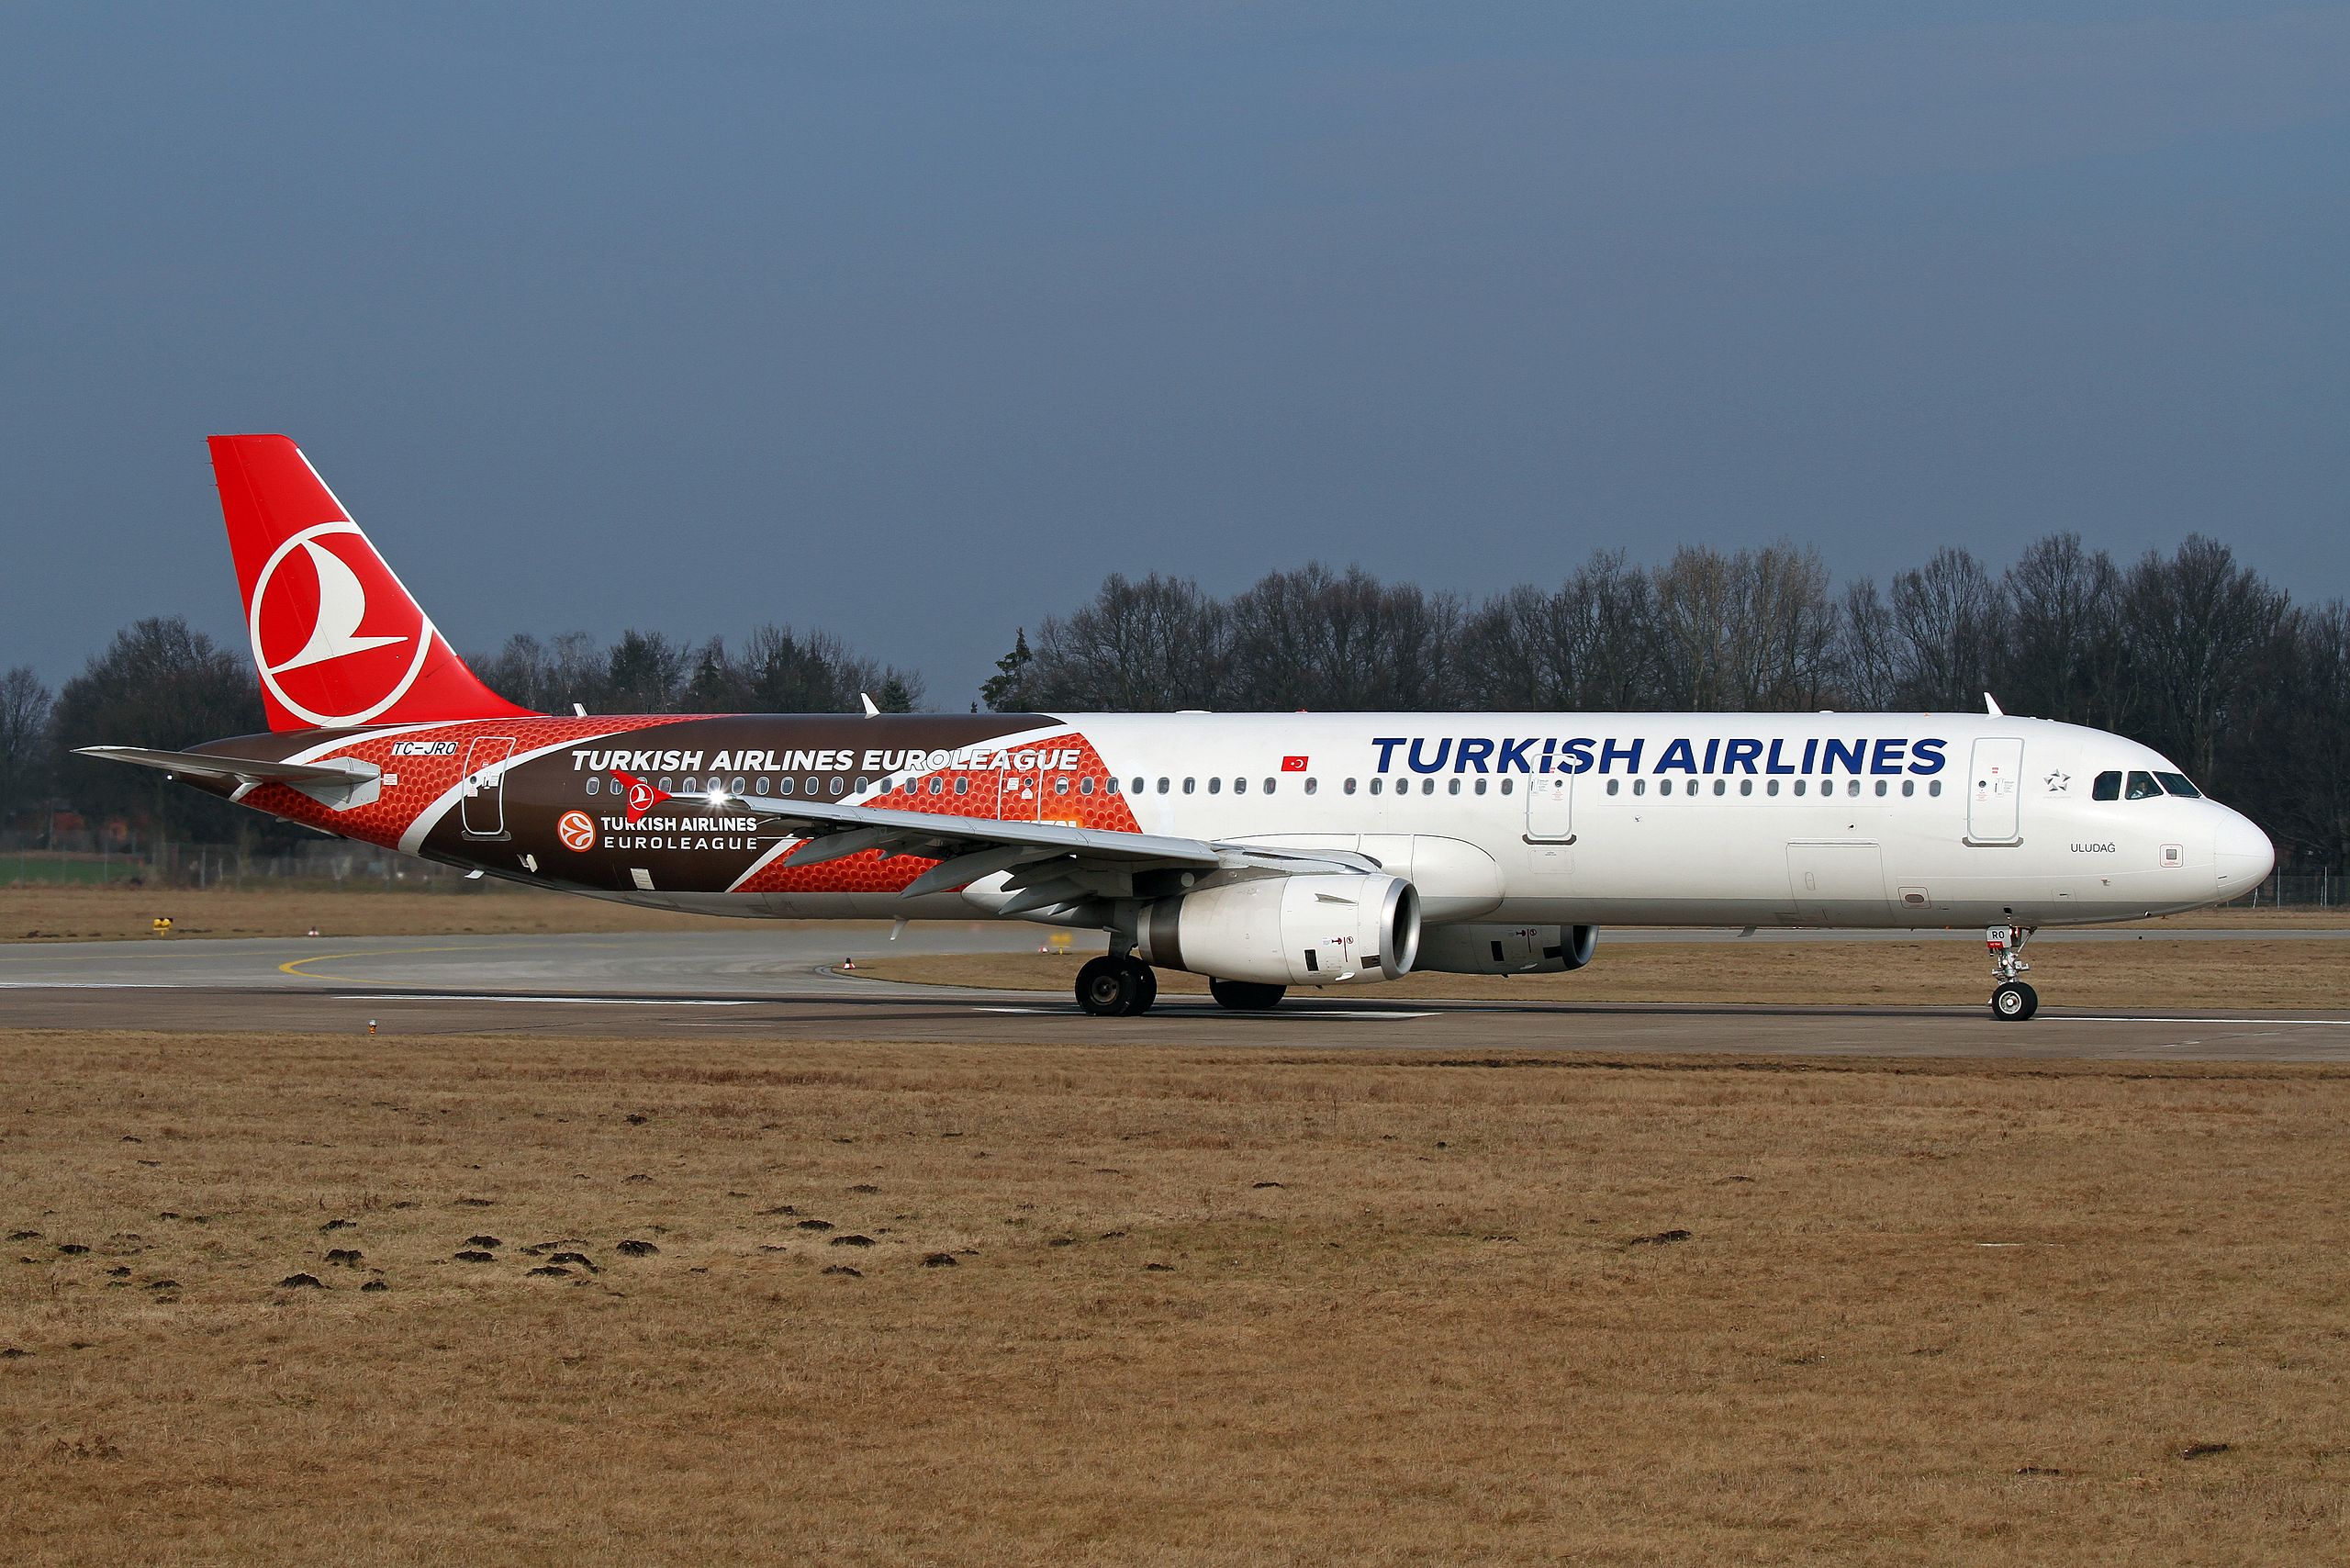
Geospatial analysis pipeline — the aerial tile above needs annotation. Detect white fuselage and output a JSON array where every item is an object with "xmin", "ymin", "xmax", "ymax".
[{"xmin": 721, "ymin": 711, "xmax": 2273, "ymax": 930}]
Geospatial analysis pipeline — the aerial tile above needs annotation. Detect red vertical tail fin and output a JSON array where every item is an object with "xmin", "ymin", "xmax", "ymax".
[{"xmin": 209, "ymin": 434, "xmax": 535, "ymax": 732}]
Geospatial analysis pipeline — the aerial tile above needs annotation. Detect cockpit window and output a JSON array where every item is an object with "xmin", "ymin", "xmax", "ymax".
[
  {"xmin": 2125, "ymin": 770, "xmax": 2163, "ymax": 800},
  {"xmin": 2155, "ymin": 772, "xmax": 2201, "ymax": 799},
  {"xmin": 2092, "ymin": 771, "xmax": 2121, "ymax": 801}
]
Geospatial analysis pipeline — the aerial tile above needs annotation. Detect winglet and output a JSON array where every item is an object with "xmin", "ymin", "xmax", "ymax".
[
  {"xmin": 860, "ymin": 692, "xmax": 880, "ymax": 717},
  {"xmin": 1984, "ymin": 692, "xmax": 2005, "ymax": 717}
]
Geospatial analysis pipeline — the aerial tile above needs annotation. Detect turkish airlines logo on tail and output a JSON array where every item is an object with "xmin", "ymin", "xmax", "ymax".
[{"xmin": 249, "ymin": 521, "xmax": 433, "ymax": 727}]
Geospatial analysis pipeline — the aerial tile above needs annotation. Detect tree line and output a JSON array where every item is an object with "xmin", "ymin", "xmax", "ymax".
[{"xmin": 4, "ymin": 533, "xmax": 2343, "ymax": 869}]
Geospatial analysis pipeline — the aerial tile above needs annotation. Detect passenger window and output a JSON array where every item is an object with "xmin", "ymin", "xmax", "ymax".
[
  {"xmin": 1499, "ymin": 778, "xmax": 1513, "ymax": 795},
  {"xmin": 1343, "ymin": 778, "xmax": 1356, "ymax": 795},
  {"xmin": 733, "ymin": 777, "xmax": 747, "ymax": 794},
  {"xmin": 2092, "ymin": 771, "xmax": 2121, "ymax": 801},
  {"xmin": 2126, "ymin": 771, "xmax": 2162, "ymax": 801},
  {"xmin": 1422, "ymin": 778, "xmax": 1436, "ymax": 795},
  {"xmin": 1606, "ymin": 778, "xmax": 1619, "ymax": 796},
  {"xmin": 681, "ymin": 778, "xmax": 697, "ymax": 793},
  {"xmin": 1793, "ymin": 779, "xmax": 1807, "ymax": 797},
  {"xmin": 1156, "ymin": 778, "xmax": 1169, "ymax": 794},
  {"xmin": 1848, "ymin": 779, "xmax": 1861, "ymax": 798},
  {"xmin": 1304, "ymin": 778, "xmax": 1317, "ymax": 795},
  {"xmin": 1766, "ymin": 779, "xmax": 1779, "ymax": 796},
  {"xmin": 1182, "ymin": 778, "xmax": 1196, "ymax": 794},
  {"xmin": 1740, "ymin": 779, "xmax": 1753, "ymax": 797},
  {"xmin": 1929, "ymin": 779, "xmax": 1942, "ymax": 797},
  {"xmin": 1448, "ymin": 778, "xmax": 1460, "ymax": 796},
  {"xmin": 1105, "ymin": 777, "xmax": 1119, "ymax": 795},
  {"xmin": 1235, "ymin": 778, "xmax": 1248, "ymax": 795},
  {"xmin": 1474, "ymin": 778, "xmax": 1487, "ymax": 796},
  {"xmin": 1370, "ymin": 778, "xmax": 1382, "ymax": 796},
  {"xmin": 1206, "ymin": 777, "xmax": 1221, "ymax": 795},
  {"xmin": 1713, "ymin": 779, "xmax": 1726, "ymax": 796},
  {"xmin": 1901, "ymin": 779, "xmax": 1914, "ymax": 797},
  {"xmin": 587, "ymin": 776, "xmax": 600, "ymax": 795},
  {"xmin": 1079, "ymin": 777, "xmax": 1094, "ymax": 796},
  {"xmin": 2155, "ymin": 772, "xmax": 2201, "ymax": 799},
  {"xmin": 951, "ymin": 778, "xmax": 966, "ymax": 796},
  {"xmin": 832, "ymin": 777, "xmax": 846, "ymax": 796},
  {"xmin": 658, "ymin": 777, "xmax": 674, "ymax": 792},
  {"xmin": 1262, "ymin": 778, "xmax": 1275, "ymax": 794},
  {"xmin": 779, "ymin": 778, "xmax": 796, "ymax": 795},
  {"xmin": 1874, "ymin": 780, "xmax": 1887, "ymax": 796}
]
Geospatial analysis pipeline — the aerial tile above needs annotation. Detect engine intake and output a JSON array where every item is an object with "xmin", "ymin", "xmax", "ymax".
[
  {"xmin": 1416, "ymin": 924, "xmax": 1596, "ymax": 975},
  {"xmin": 1136, "ymin": 872, "xmax": 1420, "ymax": 987}
]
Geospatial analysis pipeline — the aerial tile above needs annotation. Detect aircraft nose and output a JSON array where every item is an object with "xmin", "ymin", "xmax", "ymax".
[{"xmin": 2213, "ymin": 809, "xmax": 2275, "ymax": 896}]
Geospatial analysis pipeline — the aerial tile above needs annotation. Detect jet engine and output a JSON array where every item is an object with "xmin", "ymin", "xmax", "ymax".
[
  {"xmin": 1415, "ymin": 923, "xmax": 1596, "ymax": 975},
  {"xmin": 1136, "ymin": 872, "xmax": 1420, "ymax": 987}
]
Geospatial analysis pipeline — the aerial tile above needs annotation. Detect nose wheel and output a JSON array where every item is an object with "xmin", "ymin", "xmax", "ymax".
[
  {"xmin": 1986, "ymin": 924, "xmax": 2038, "ymax": 1021},
  {"xmin": 1076, "ymin": 955, "xmax": 1159, "ymax": 1017}
]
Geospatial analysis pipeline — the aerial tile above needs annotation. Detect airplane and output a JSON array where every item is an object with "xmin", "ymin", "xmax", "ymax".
[{"xmin": 83, "ymin": 435, "xmax": 2277, "ymax": 1022}]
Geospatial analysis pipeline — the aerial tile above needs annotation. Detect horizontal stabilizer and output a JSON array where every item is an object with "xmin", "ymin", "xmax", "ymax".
[{"xmin": 77, "ymin": 745, "xmax": 381, "ymax": 810}]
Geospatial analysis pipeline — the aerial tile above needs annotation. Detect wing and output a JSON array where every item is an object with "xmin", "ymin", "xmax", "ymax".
[{"xmin": 715, "ymin": 790, "xmax": 1380, "ymax": 919}]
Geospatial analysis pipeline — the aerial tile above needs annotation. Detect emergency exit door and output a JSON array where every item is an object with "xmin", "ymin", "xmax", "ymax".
[
  {"xmin": 1966, "ymin": 736, "xmax": 2024, "ymax": 845},
  {"xmin": 1525, "ymin": 775, "xmax": 1573, "ymax": 843},
  {"xmin": 461, "ymin": 736, "xmax": 517, "ymax": 839}
]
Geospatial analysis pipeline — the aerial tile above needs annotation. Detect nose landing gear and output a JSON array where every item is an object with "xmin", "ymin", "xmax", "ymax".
[{"xmin": 1986, "ymin": 924, "xmax": 2038, "ymax": 1021}]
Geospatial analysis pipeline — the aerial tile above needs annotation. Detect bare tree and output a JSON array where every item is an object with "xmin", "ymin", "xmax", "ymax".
[
  {"xmin": 1025, "ymin": 574, "xmax": 1227, "ymax": 711},
  {"xmin": 1458, "ymin": 551, "xmax": 1658, "ymax": 710},
  {"xmin": 2118, "ymin": 535, "xmax": 2288, "ymax": 784},
  {"xmin": 1887, "ymin": 547, "xmax": 2007, "ymax": 711},
  {"xmin": 0, "ymin": 666, "xmax": 54, "ymax": 824},
  {"xmin": 1998, "ymin": 533, "xmax": 2121, "ymax": 723}
]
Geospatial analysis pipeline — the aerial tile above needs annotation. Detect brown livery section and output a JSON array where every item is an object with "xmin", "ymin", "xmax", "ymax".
[{"xmin": 190, "ymin": 713, "xmax": 1118, "ymax": 899}]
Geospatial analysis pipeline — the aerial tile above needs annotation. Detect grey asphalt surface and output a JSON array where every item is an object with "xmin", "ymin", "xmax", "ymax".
[{"xmin": 2, "ymin": 925, "xmax": 2346, "ymax": 1061}]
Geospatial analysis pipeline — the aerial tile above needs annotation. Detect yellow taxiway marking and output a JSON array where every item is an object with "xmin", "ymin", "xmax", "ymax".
[{"xmin": 277, "ymin": 945, "xmax": 497, "ymax": 984}]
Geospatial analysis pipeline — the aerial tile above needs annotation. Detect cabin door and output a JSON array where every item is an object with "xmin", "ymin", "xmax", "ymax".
[
  {"xmin": 1965, "ymin": 737, "xmax": 2025, "ymax": 845},
  {"xmin": 460, "ymin": 736, "xmax": 517, "ymax": 839}
]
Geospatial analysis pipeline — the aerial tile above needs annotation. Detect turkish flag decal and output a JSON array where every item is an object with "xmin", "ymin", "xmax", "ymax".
[{"xmin": 1281, "ymin": 756, "xmax": 1310, "ymax": 771}]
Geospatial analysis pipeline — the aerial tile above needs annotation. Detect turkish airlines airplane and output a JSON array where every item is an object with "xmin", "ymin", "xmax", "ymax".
[{"xmin": 84, "ymin": 436, "xmax": 2276, "ymax": 1022}]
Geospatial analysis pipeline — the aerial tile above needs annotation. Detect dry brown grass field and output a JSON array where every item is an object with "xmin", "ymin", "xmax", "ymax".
[
  {"xmin": 865, "ymin": 937, "xmax": 2350, "ymax": 1010},
  {"xmin": 2, "ymin": 1027, "xmax": 2345, "ymax": 1564}
]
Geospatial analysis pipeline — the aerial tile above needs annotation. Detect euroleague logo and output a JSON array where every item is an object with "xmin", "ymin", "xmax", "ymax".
[
  {"xmin": 249, "ymin": 521, "xmax": 434, "ymax": 727},
  {"xmin": 556, "ymin": 811, "xmax": 599, "ymax": 852}
]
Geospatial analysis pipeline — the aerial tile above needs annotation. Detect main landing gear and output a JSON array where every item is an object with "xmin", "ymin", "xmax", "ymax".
[
  {"xmin": 1076, "ymin": 955, "xmax": 1159, "ymax": 1017},
  {"xmin": 1986, "ymin": 924, "xmax": 2038, "ymax": 1021}
]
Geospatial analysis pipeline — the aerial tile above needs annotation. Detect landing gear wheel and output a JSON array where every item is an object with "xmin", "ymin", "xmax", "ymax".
[
  {"xmin": 1125, "ymin": 959, "xmax": 1158, "ymax": 1014},
  {"xmin": 1076, "ymin": 957, "xmax": 1138, "ymax": 1017},
  {"xmin": 1991, "ymin": 980, "xmax": 2039, "ymax": 1022},
  {"xmin": 1209, "ymin": 979, "xmax": 1286, "ymax": 1012}
]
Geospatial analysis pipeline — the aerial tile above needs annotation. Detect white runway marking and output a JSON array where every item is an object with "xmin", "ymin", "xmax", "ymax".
[
  {"xmin": 332, "ymin": 993, "xmax": 766, "ymax": 1007},
  {"xmin": 971, "ymin": 1005, "xmax": 1438, "ymax": 1020},
  {"xmin": 2059, "ymin": 1015, "xmax": 2350, "ymax": 1026}
]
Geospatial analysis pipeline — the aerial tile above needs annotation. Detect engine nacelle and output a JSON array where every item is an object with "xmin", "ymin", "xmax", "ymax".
[
  {"xmin": 1415, "ymin": 923, "xmax": 1596, "ymax": 975},
  {"xmin": 1136, "ymin": 873, "xmax": 1421, "ymax": 987}
]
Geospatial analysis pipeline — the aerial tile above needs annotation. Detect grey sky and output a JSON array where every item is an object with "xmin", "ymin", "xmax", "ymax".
[{"xmin": 4, "ymin": 2, "xmax": 2344, "ymax": 705}]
